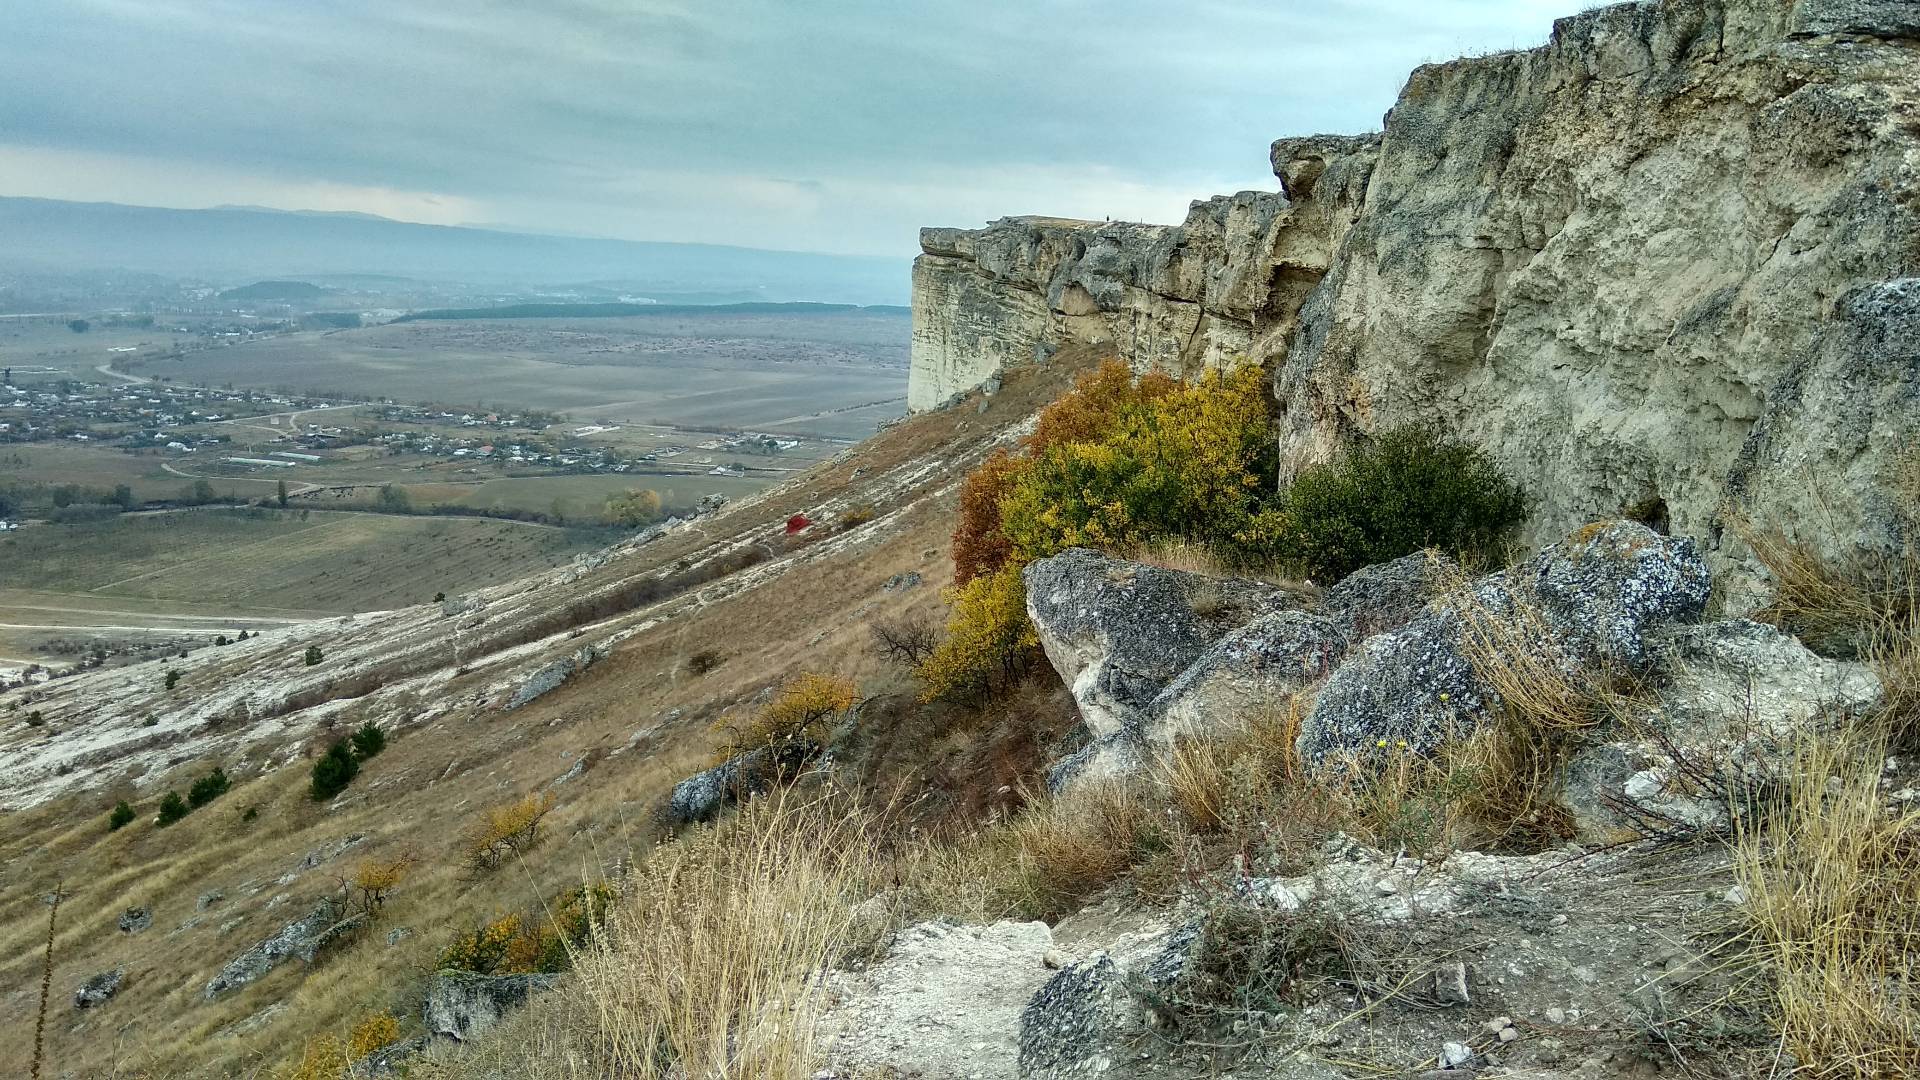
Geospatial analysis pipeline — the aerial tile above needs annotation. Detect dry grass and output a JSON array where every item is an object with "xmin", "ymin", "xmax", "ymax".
[
  {"xmin": 1733, "ymin": 731, "xmax": 1920, "ymax": 1076},
  {"xmin": 424, "ymin": 793, "xmax": 882, "ymax": 1080}
]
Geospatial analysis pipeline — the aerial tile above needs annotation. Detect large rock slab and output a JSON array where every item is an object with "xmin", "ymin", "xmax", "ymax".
[
  {"xmin": 663, "ymin": 737, "xmax": 821, "ymax": 826},
  {"xmin": 1300, "ymin": 522, "xmax": 1711, "ymax": 761},
  {"xmin": 1146, "ymin": 610, "xmax": 1348, "ymax": 747},
  {"xmin": 1024, "ymin": 548, "xmax": 1305, "ymax": 738},
  {"xmin": 203, "ymin": 897, "xmax": 363, "ymax": 999},
  {"xmin": 422, "ymin": 971, "xmax": 560, "ymax": 1043},
  {"xmin": 73, "ymin": 967, "xmax": 125, "ymax": 1009}
]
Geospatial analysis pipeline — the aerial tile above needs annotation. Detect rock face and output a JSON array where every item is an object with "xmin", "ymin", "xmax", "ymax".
[
  {"xmin": 422, "ymin": 971, "xmax": 560, "ymax": 1043},
  {"xmin": 909, "ymin": 0, "xmax": 1920, "ymax": 573},
  {"xmin": 203, "ymin": 897, "xmax": 362, "ymax": 999},
  {"xmin": 1300, "ymin": 522, "xmax": 1711, "ymax": 761},
  {"xmin": 1024, "ymin": 547, "xmax": 1305, "ymax": 739},
  {"xmin": 1148, "ymin": 611, "xmax": 1348, "ymax": 747}
]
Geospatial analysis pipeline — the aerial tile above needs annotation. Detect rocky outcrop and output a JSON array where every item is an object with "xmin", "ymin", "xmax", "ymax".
[
  {"xmin": 204, "ymin": 897, "xmax": 363, "ymax": 999},
  {"xmin": 663, "ymin": 737, "xmax": 821, "ymax": 826},
  {"xmin": 1300, "ymin": 521, "xmax": 1711, "ymax": 761},
  {"xmin": 422, "ymin": 971, "xmax": 560, "ymax": 1043},
  {"xmin": 73, "ymin": 967, "xmax": 125, "ymax": 1008},
  {"xmin": 117, "ymin": 906, "xmax": 151, "ymax": 934},
  {"xmin": 910, "ymin": 0, "xmax": 1920, "ymax": 574},
  {"xmin": 505, "ymin": 644, "xmax": 605, "ymax": 709},
  {"xmin": 1148, "ymin": 611, "xmax": 1348, "ymax": 747}
]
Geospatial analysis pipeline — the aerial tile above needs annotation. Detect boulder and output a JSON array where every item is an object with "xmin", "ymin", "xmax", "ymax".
[
  {"xmin": 1300, "ymin": 522, "xmax": 1710, "ymax": 762},
  {"xmin": 1025, "ymin": 548, "xmax": 1305, "ymax": 737},
  {"xmin": 204, "ymin": 897, "xmax": 363, "ymax": 999},
  {"xmin": 1146, "ymin": 611, "xmax": 1348, "ymax": 747},
  {"xmin": 1319, "ymin": 552, "xmax": 1457, "ymax": 640},
  {"xmin": 423, "ymin": 971, "xmax": 560, "ymax": 1043},
  {"xmin": 1045, "ymin": 731, "xmax": 1145, "ymax": 795},
  {"xmin": 73, "ymin": 967, "xmax": 125, "ymax": 1009},
  {"xmin": 1018, "ymin": 923, "xmax": 1196, "ymax": 1080},
  {"xmin": 117, "ymin": 906, "xmax": 152, "ymax": 934},
  {"xmin": 663, "ymin": 737, "xmax": 820, "ymax": 826}
]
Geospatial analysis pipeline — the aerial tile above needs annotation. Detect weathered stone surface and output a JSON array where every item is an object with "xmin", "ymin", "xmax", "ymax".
[
  {"xmin": 906, "ymin": 142, "xmax": 1376, "ymax": 410},
  {"xmin": 73, "ymin": 967, "xmax": 125, "ymax": 1009},
  {"xmin": 824, "ymin": 920, "xmax": 1056, "ymax": 1079},
  {"xmin": 1271, "ymin": 0, "xmax": 1920, "ymax": 577},
  {"xmin": 1564, "ymin": 618, "xmax": 1882, "ymax": 837},
  {"xmin": 1146, "ymin": 611, "xmax": 1348, "ymax": 746},
  {"xmin": 1301, "ymin": 522, "xmax": 1710, "ymax": 761},
  {"xmin": 1045, "ymin": 731, "xmax": 1144, "ymax": 796},
  {"xmin": 1018, "ymin": 922, "xmax": 1195, "ymax": 1080},
  {"xmin": 422, "ymin": 971, "xmax": 559, "ymax": 1043},
  {"xmin": 203, "ymin": 897, "xmax": 361, "ymax": 999},
  {"xmin": 506, "ymin": 644, "xmax": 604, "ymax": 709},
  {"xmin": 117, "ymin": 906, "xmax": 151, "ymax": 933},
  {"xmin": 1024, "ymin": 547, "xmax": 1304, "ymax": 738},
  {"xmin": 1320, "ymin": 552, "xmax": 1458, "ymax": 640}
]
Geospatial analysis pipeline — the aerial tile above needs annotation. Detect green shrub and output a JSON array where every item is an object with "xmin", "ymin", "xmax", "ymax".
[
  {"xmin": 310, "ymin": 740, "xmax": 360, "ymax": 801},
  {"xmin": 349, "ymin": 722, "xmax": 386, "ymax": 760},
  {"xmin": 304, "ymin": 644, "xmax": 324, "ymax": 667},
  {"xmin": 164, "ymin": 670, "xmax": 180, "ymax": 691},
  {"xmin": 187, "ymin": 767, "xmax": 230, "ymax": 808},
  {"xmin": 155, "ymin": 791, "xmax": 189, "ymax": 826},
  {"xmin": 108, "ymin": 800, "xmax": 135, "ymax": 831},
  {"xmin": 1268, "ymin": 425, "xmax": 1525, "ymax": 583}
]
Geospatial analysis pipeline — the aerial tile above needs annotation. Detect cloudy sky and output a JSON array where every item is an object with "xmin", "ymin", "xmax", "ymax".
[{"xmin": 3, "ymin": 1, "xmax": 1594, "ymax": 256}]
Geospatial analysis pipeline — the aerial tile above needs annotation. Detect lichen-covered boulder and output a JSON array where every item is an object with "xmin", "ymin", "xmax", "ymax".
[
  {"xmin": 203, "ymin": 897, "xmax": 361, "ymax": 998},
  {"xmin": 1146, "ymin": 611, "xmax": 1348, "ymax": 747},
  {"xmin": 73, "ymin": 967, "xmax": 125, "ymax": 1009},
  {"xmin": 1300, "ymin": 522, "xmax": 1710, "ymax": 761},
  {"xmin": 1018, "ymin": 923, "xmax": 1195, "ymax": 1080},
  {"xmin": 423, "ymin": 971, "xmax": 560, "ymax": 1043},
  {"xmin": 117, "ymin": 906, "xmax": 151, "ymax": 934},
  {"xmin": 506, "ymin": 644, "xmax": 604, "ymax": 709},
  {"xmin": 1025, "ymin": 548, "xmax": 1305, "ymax": 737},
  {"xmin": 1319, "ymin": 552, "xmax": 1457, "ymax": 640}
]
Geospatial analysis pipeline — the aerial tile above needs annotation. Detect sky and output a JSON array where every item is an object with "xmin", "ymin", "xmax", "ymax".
[{"xmin": 2, "ymin": 1, "xmax": 1597, "ymax": 257}]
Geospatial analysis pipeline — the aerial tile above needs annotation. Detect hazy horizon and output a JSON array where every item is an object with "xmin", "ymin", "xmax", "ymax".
[{"xmin": 6, "ymin": 1, "xmax": 1597, "ymax": 259}]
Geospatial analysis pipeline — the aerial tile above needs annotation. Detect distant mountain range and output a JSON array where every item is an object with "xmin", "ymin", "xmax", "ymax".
[{"xmin": 0, "ymin": 197, "xmax": 910, "ymax": 306}]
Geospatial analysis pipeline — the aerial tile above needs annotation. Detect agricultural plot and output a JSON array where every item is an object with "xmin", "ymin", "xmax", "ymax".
[
  {"xmin": 0, "ymin": 509, "xmax": 612, "ymax": 614},
  {"xmin": 140, "ymin": 310, "xmax": 910, "ymax": 439}
]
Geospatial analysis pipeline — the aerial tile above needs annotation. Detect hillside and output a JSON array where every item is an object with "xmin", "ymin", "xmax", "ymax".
[{"xmin": 219, "ymin": 281, "xmax": 330, "ymax": 302}]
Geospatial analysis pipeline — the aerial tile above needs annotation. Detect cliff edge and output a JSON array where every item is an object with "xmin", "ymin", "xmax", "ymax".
[{"xmin": 907, "ymin": 0, "xmax": 1920, "ymax": 572}]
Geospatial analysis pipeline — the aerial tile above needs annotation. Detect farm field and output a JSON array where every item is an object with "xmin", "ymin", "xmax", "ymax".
[
  {"xmin": 0, "ymin": 508, "xmax": 615, "ymax": 666},
  {"xmin": 134, "ymin": 309, "xmax": 910, "ymax": 440}
]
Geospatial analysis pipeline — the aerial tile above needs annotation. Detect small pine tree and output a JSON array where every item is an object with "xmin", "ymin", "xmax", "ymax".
[
  {"xmin": 187, "ymin": 767, "xmax": 230, "ymax": 808},
  {"xmin": 107, "ymin": 801, "xmax": 135, "ymax": 831},
  {"xmin": 349, "ymin": 722, "xmax": 386, "ymax": 760},
  {"xmin": 310, "ymin": 741, "xmax": 359, "ymax": 801},
  {"xmin": 155, "ymin": 791, "xmax": 189, "ymax": 826},
  {"xmin": 238, "ymin": 630, "xmax": 250, "ymax": 641},
  {"xmin": 304, "ymin": 644, "xmax": 323, "ymax": 667},
  {"xmin": 164, "ymin": 670, "xmax": 180, "ymax": 691}
]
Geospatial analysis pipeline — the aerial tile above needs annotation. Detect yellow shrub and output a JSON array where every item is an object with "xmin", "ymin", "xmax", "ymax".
[
  {"xmin": 347, "ymin": 1011, "xmax": 400, "ymax": 1058},
  {"xmin": 713, "ymin": 672, "xmax": 857, "ymax": 760},
  {"xmin": 348, "ymin": 853, "xmax": 414, "ymax": 914},
  {"xmin": 275, "ymin": 1034, "xmax": 349, "ymax": 1080},
  {"xmin": 917, "ymin": 566, "xmax": 1040, "ymax": 705},
  {"xmin": 463, "ymin": 791, "xmax": 556, "ymax": 873}
]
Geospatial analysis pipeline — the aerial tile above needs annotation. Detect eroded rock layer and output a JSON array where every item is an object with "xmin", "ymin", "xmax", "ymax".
[{"xmin": 908, "ymin": 0, "xmax": 1920, "ymax": 568}]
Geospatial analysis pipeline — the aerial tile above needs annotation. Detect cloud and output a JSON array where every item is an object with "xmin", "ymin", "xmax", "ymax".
[{"xmin": 3, "ymin": 0, "xmax": 1600, "ymax": 255}]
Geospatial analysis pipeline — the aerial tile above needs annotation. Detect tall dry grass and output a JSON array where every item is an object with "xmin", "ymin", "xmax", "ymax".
[
  {"xmin": 426, "ymin": 792, "xmax": 881, "ymax": 1080},
  {"xmin": 1733, "ymin": 731, "xmax": 1920, "ymax": 1076}
]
